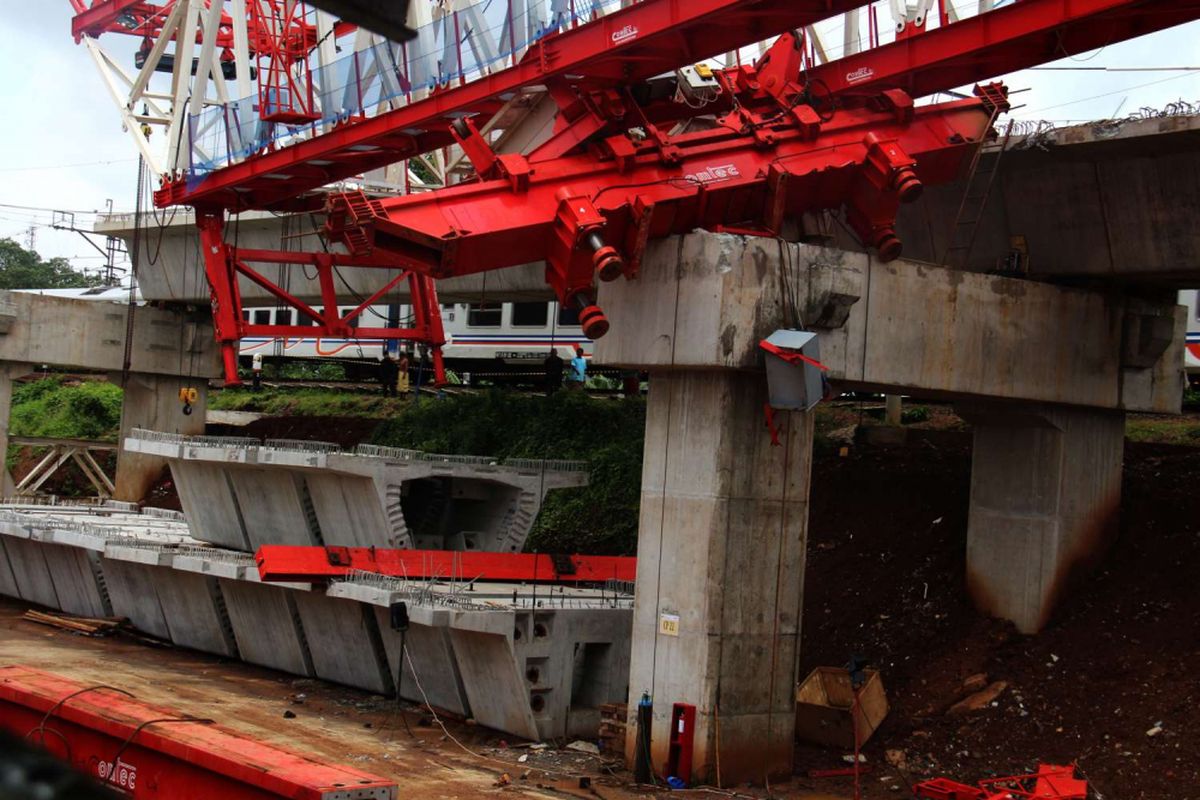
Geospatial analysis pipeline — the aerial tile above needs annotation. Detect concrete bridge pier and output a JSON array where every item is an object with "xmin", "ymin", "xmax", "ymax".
[
  {"xmin": 629, "ymin": 370, "xmax": 812, "ymax": 784},
  {"xmin": 0, "ymin": 363, "xmax": 31, "ymax": 495},
  {"xmin": 112, "ymin": 372, "xmax": 208, "ymax": 502},
  {"xmin": 597, "ymin": 231, "xmax": 1181, "ymax": 786},
  {"xmin": 960, "ymin": 404, "xmax": 1125, "ymax": 634}
]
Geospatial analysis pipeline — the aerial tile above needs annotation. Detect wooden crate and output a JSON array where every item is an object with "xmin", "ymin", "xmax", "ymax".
[{"xmin": 795, "ymin": 667, "xmax": 888, "ymax": 749}]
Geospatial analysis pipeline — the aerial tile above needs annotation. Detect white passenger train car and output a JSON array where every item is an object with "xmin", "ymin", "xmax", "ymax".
[
  {"xmin": 13, "ymin": 289, "xmax": 592, "ymax": 374},
  {"xmin": 1180, "ymin": 290, "xmax": 1200, "ymax": 379},
  {"xmin": 238, "ymin": 300, "xmax": 593, "ymax": 373}
]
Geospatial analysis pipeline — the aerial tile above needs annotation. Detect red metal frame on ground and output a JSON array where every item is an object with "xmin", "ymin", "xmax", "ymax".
[
  {"xmin": 254, "ymin": 545, "xmax": 637, "ymax": 584},
  {"xmin": 0, "ymin": 665, "xmax": 397, "ymax": 800},
  {"xmin": 914, "ymin": 764, "xmax": 1087, "ymax": 800}
]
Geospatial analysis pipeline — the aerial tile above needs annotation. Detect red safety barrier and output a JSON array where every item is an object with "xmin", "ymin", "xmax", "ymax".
[
  {"xmin": 255, "ymin": 545, "xmax": 637, "ymax": 585},
  {"xmin": 0, "ymin": 666, "xmax": 397, "ymax": 799}
]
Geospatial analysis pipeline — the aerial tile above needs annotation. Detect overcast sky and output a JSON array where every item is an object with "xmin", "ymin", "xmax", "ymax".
[{"xmin": 1, "ymin": 1, "xmax": 1198, "ymax": 274}]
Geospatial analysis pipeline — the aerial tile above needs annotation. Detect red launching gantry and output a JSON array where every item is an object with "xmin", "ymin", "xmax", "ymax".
[{"xmin": 70, "ymin": 0, "xmax": 1200, "ymax": 384}]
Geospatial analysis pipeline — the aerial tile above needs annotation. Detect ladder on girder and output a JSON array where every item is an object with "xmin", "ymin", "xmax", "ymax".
[{"xmin": 940, "ymin": 117, "xmax": 1015, "ymax": 270}]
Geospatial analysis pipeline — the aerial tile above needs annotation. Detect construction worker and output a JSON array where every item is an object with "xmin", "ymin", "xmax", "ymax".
[
  {"xmin": 251, "ymin": 352, "xmax": 263, "ymax": 391},
  {"xmin": 544, "ymin": 348, "xmax": 564, "ymax": 395},
  {"xmin": 397, "ymin": 351, "xmax": 411, "ymax": 396},
  {"xmin": 566, "ymin": 346, "xmax": 587, "ymax": 391},
  {"xmin": 379, "ymin": 353, "xmax": 399, "ymax": 397}
]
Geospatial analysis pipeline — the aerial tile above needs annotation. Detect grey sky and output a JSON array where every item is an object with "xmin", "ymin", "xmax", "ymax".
[{"xmin": 1, "ymin": 1, "xmax": 1197, "ymax": 272}]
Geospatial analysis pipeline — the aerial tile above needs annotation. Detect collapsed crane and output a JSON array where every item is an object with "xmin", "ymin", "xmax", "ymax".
[{"xmin": 70, "ymin": 0, "xmax": 1200, "ymax": 384}]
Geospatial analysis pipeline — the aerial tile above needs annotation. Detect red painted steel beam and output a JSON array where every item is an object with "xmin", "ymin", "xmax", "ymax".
[
  {"xmin": 0, "ymin": 666, "xmax": 397, "ymax": 799},
  {"xmin": 255, "ymin": 545, "xmax": 637, "ymax": 584},
  {"xmin": 806, "ymin": 0, "xmax": 1200, "ymax": 100},
  {"xmin": 324, "ymin": 91, "xmax": 998, "ymax": 323},
  {"xmin": 155, "ymin": 0, "xmax": 873, "ymax": 210}
]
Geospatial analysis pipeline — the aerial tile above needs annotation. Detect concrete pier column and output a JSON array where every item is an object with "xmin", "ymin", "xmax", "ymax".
[
  {"xmin": 962, "ymin": 404, "xmax": 1124, "ymax": 633},
  {"xmin": 626, "ymin": 370, "xmax": 813, "ymax": 785},
  {"xmin": 0, "ymin": 364, "xmax": 30, "ymax": 496},
  {"xmin": 113, "ymin": 373, "xmax": 207, "ymax": 502}
]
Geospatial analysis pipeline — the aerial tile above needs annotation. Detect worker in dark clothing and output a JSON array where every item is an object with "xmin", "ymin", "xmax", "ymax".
[
  {"xmin": 379, "ymin": 354, "xmax": 400, "ymax": 397},
  {"xmin": 544, "ymin": 349, "xmax": 564, "ymax": 395}
]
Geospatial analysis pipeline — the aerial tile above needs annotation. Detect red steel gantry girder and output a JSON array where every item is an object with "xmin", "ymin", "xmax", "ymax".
[
  {"xmin": 325, "ymin": 79, "xmax": 1008, "ymax": 338},
  {"xmin": 81, "ymin": 0, "xmax": 1200, "ymax": 381},
  {"xmin": 153, "ymin": 0, "xmax": 1200, "ymax": 212}
]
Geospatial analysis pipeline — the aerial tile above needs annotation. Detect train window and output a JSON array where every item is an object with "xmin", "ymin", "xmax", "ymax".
[
  {"xmin": 275, "ymin": 308, "xmax": 294, "ymax": 325},
  {"xmin": 242, "ymin": 310, "xmax": 249, "ymax": 322},
  {"xmin": 468, "ymin": 303, "xmax": 502, "ymax": 327},
  {"xmin": 253, "ymin": 309, "xmax": 270, "ymax": 325},
  {"xmin": 557, "ymin": 305, "xmax": 581, "ymax": 327},
  {"xmin": 307, "ymin": 307, "xmax": 322, "ymax": 326},
  {"xmin": 511, "ymin": 302, "xmax": 548, "ymax": 327}
]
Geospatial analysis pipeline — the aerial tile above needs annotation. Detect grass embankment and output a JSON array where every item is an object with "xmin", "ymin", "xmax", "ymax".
[
  {"xmin": 10, "ymin": 378, "xmax": 124, "ymax": 441},
  {"xmin": 210, "ymin": 387, "xmax": 411, "ymax": 417},
  {"xmin": 5, "ymin": 377, "xmax": 124, "ymax": 493}
]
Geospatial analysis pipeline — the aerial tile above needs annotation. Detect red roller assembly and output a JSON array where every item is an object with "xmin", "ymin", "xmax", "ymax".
[
  {"xmin": 0, "ymin": 666, "xmax": 397, "ymax": 800},
  {"xmin": 255, "ymin": 545, "xmax": 637, "ymax": 585}
]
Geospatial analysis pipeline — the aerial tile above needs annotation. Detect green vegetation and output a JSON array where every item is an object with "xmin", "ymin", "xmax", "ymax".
[
  {"xmin": 210, "ymin": 386, "xmax": 407, "ymax": 416},
  {"xmin": 10, "ymin": 378, "xmax": 123, "ymax": 441},
  {"xmin": 6, "ymin": 377, "xmax": 124, "ymax": 481},
  {"xmin": 0, "ymin": 239, "xmax": 102, "ymax": 290},
  {"xmin": 1125, "ymin": 414, "xmax": 1200, "ymax": 445},
  {"xmin": 372, "ymin": 391, "xmax": 645, "ymax": 555}
]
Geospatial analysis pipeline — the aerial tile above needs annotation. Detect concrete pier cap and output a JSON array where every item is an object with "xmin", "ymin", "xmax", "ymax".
[{"xmin": 594, "ymin": 231, "xmax": 1182, "ymax": 785}]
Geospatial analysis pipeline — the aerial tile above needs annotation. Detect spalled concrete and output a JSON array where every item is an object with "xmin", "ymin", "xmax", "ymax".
[{"xmin": 960, "ymin": 404, "xmax": 1125, "ymax": 633}]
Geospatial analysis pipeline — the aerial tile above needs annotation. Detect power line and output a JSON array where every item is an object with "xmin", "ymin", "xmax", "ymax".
[
  {"xmin": 1029, "ymin": 66, "xmax": 1200, "ymax": 72},
  {"xmin": 0, "ymin": 158, "xmax": 137, "ymax": 173},
  {"xmin": 1023, "ymin": 71, "xmax": 1199, "ymax": 115},
  {"xmin": 0, "ymin": 202, "xmax": 111, "ymax": 215}
]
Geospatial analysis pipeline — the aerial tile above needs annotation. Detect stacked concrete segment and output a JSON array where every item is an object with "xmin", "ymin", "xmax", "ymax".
[
  {"xmin": 0, "ymin": 504, "xmax": 632, "ymax": 742},
  {"xmin": 125, "ymin": 431, "xmax": 588, "ymax": 553}
]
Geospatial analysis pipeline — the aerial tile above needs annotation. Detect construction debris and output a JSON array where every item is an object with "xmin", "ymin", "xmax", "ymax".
[
  {"xmin": 947, "ymin": 681, "xmax": 1009, "ymax": 716},
  {"xmin": 21, "ymin": 610, "xmax": 123, "ymax": 636}
]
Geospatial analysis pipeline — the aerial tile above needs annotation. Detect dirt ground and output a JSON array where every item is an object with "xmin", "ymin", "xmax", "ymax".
[
  {"xmin": 7, "ymin": 409, "xmax": 1199, "ymax": 798},
  {"xmin": 795, "ymin": 433, "xmax": 1200, "ymax": 799}
]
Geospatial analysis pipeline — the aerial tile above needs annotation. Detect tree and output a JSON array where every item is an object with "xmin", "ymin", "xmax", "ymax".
[{"xmin": 0, "ymin": 238, "xmax": 101, "ymax": 290}]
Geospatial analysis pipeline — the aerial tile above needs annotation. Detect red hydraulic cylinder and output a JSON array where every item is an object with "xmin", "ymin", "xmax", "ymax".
[
  {"xmin": 255, "ymin": 545, "xmax": 637, "ymax": 585},
  {"xmin": 0, "ymin": 666, "xmax": 397, "ymax": 800}
]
